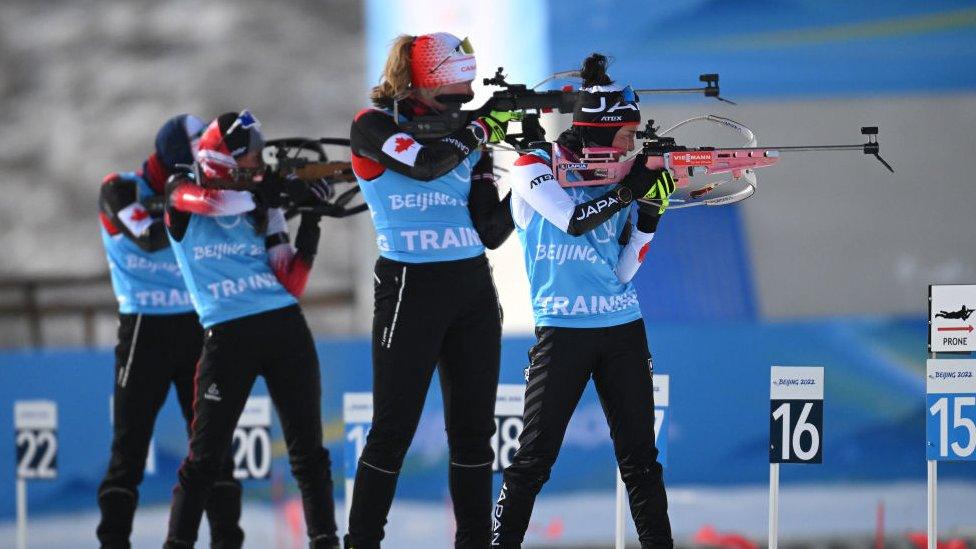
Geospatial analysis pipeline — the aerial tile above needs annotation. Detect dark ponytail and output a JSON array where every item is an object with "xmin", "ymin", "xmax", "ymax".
[{"xmin": 580, "ymin": 53, "xmax": 614, "ymax": 87}]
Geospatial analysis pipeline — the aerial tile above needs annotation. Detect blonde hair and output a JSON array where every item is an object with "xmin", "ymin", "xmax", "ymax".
[{"xmin": 370, "ymin": 35, "xmax": 415, "ymax": 107}]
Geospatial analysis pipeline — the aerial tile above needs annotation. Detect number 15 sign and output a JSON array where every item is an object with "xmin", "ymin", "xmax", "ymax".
[{"xmin": 927, "ymin": 359, "xmax": 976, "ymax": 461}]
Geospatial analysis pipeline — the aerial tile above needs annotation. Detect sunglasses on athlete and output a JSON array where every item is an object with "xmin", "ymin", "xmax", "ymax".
[{"xmin": 427, "ymin": 36, "xmax": 475, "ymax": 75}]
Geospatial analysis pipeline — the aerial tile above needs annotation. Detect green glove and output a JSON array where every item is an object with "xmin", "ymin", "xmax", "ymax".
[
  {"xmin": 478, "ymin": 110, "xmax": 521, "ymax": 144},
  {"xmin": 488, "ymin": 110, "xmax": 521, "ymax": 124},
  {"xmin": 641, "ymin": 170, "xmax": 677, "ymax": 215}
]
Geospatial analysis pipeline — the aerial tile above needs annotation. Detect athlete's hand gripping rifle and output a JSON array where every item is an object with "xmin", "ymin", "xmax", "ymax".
[
  {"xmin": 192, "ymin": 137, "xmax": 364, "ymax": 218},
  {"xmin": 261, "ymin": 137, "xmax": 366, "ymax": 218},
  {"xmin": 554, "ymin": 116, "xmax": 893, "ymax": 209},
  {"xmin": 399, "ymin": 67, "xmax": 728, "ymax": 150}
]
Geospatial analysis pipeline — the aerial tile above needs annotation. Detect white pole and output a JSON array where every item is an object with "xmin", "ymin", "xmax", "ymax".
[
  {"xmin": 927, "ymin": 459, "xmax": 937, "ymax": 549},
  {"xmin": 345, "ymin": 478, "xmax": 354, "ymax": 534},
  {"xmin": 768, "ymin": 463, "xmax": 779, "ymax": 549},
  {"xmin": 615, "ymin": 469, "xmax": 626, "ymax": 549},
  {"xmin": 16, "ymin": 478, "xmax": 27, "ymax": 549}
]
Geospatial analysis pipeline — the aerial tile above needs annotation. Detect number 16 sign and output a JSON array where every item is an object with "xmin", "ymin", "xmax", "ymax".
[
  {"xmin": 768, "ymin": 366, "xmax": 824, "ymax": 549},
  {"xmin": 770, "ymin": 366, "xmax": 824, "ymax": 464}
]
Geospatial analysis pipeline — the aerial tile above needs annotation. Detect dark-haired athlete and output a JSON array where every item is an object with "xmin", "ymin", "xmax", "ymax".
[
  {"xmin": 162, "ymin": 111, "xmax": 339, "ymax": 548},
  {"xmin": 491, "ymin": 54, "xmax": 676, "ymax": 549}
]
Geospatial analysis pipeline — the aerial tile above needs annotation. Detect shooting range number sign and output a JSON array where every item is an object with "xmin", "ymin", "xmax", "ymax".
[
  {"xmin": 653, "ymin": 375, "xmax": 670, "ymax": 467},
  {"xmin": 232, "ymin": 396, "xmax": 272, "ymax": 480},
  {"xmin": 492, "ymin": 384, "xmax": 525, "ymax": 472},
  {"xmin": 769, "ymin": 367, "xmax": 824, "ymax": 464},
  {"xmin": 929, "ymin": 284, "xmax": 976, "ymax": 353},
  {"xmin": 927, "ymin": 360, "xmax": 976, "ymax": 461},
  {"xmin": 15, "ymin": 400, "xmax": 58, "ymax": 480},
  {"xmin": 343, "ymin": 393, "xmax": 373, "ymax": 481}
]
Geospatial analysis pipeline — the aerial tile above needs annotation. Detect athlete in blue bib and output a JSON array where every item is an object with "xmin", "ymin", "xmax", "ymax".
[
  {"xmin": 163, "ymin": 111, "xmax": 339, "ymax": 549},
  {"xmin": 96, "ymin": 114, "xmax": 245, "ymax": 548},
  {"xmin": 492, "ymin": 54, "xmax": 678, "ymax": 549},
  {"xmin": 346, "ymin": 33, "xmax": 514, "ymax": 549}
]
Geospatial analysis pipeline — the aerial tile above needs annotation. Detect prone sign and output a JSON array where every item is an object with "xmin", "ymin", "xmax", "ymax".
[{"xmin": 929, "ymin": 284, "xmax": 976, "ymax": 352}]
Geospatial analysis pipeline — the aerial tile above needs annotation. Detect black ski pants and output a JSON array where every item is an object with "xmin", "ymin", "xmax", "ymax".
[
  {"xmin": 164, "ymin": 305, "xmax": 338, "ymax": 548},
  {"xmin": 97, "ymin": 311, "xmax": 242, "ymax": 549},
  {"xmin": 346, "ymin": 254, "xmax": 502, "ymax": 549},
  {"xmin": 491, "ymin": 320, "xmax": 672, "ymax": 549}
]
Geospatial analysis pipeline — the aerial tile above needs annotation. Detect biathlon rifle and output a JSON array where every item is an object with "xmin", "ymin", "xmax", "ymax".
[
  {"xmin": 553, "ymin": 116, "xmax": 894, "ymax": 209},
  {"xmin": 168, "ymin": 138, "xmax": 365, "ymax": 219},
  {"xmin": 255, "ymin": 137, "xmax": 365, "ymax": 218},
  {"xmin": 399, "ymin": 67, "xmax": 729, "ymax": 149}
]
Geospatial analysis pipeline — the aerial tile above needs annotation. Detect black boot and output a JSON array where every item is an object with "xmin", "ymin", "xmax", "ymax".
[
  {"xmin": 96, "ymin": 486, "xmax": 138, "ymax": 549},
  {"xmin": 343, "ymin": 532, "xmax": 378, "ymax": 549},
  {"xmin": 309, "ymin": 533, "xmax": 341, "ymax": 548},
  {"xmin": 448, "ymin": 462, "xmax": 492, "ymax": 548},
  {"xmin": 205, "ymin": 480, "xmax": 244, "ymax": 549}
]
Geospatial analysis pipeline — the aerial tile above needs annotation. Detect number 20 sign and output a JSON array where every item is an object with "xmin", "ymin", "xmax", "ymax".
[
  {"xmin": 769, "ymin": 367, "xmax": 824, "ymax": 464},
  {"xmin": 232, "ymin": 396, "xmax": 272, "ymax": 480},
  {"xmin": 927, "ymin": 359, "xmax": 976, "ymax": 461}
]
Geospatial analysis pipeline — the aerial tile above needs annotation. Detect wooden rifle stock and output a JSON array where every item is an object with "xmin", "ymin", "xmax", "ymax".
[{"xmin": 288, "ymin": 161, "xmax": 356, "ymax": 182}]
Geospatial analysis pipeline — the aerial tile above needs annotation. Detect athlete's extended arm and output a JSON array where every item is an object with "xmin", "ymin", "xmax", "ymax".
[
  {"xmin": 168, "ymin": 183, "xmax": 257, "ymax": 216},
  {"xmin": 510, "ymin": 153, "xmax": 632, "ymax": 237},
  {"xmin": 163, "ymin": 175, "xmax": 258, "ymax": 242}
]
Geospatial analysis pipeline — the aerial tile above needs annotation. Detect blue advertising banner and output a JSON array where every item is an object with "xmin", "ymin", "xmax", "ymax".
[{"xmin": 3, "ymin": 317, "xmax": 975, "ymax": 520}]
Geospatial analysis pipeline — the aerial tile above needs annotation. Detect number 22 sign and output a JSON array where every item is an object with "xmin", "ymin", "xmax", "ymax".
[{"xmin": 15, "ymin": 400, "xmax": 58, "ymax": 480}]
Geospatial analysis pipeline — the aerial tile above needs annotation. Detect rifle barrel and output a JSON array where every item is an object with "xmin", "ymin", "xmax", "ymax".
[
  {"xmin": 760, "ymin": 144, "xmax": 868, "ymax": 152},
  {"xmin": 634, "ymin": 87, "xmax": 714, "ymax": 95}
]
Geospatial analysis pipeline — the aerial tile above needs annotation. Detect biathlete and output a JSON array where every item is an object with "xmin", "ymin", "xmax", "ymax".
[
  {"xmin": 491, "ymin": 54, "xmax": 677, "ymax": 549},
  {"xmin": 162, "ymin": 111, "xmax": 339, "ymax": 548},
  {"xmin": 346, "ymin": 33, "xmax": 514, "ymax": 549}
]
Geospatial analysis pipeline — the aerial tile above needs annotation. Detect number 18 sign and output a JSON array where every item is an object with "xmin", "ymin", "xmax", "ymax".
[{"xmin": 927, "ymin": 359, "xmax": 976, "ymax": 461}]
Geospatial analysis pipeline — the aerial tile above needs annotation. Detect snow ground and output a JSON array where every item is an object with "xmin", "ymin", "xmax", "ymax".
[{"xmin": 2, "ymin": 482, "xmax": 975, "ymax": 548}]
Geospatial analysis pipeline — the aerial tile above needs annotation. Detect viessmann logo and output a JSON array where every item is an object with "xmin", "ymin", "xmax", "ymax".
[{"xmin": 670, "ymin": 152, "xmax": 712, "ymax": 165}]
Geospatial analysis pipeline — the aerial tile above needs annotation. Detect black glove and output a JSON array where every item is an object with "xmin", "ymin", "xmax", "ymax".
[
  {"xmin": 635, "ymin": 169, "xmax": 677, "ymax": 233},
  {"xmin": 306, "ymin": 180, "xmax": 333, "ymax": 203},
  {"xmin": 636, "ymin": 206, "xmax": 662, "ymax": 233},
  {"xmin": 278, "ymin": 174, "xmax": 334, "ymax": 209},
  {"xmin": 618, "ymin": 153, "xmax": 654, "ymax": 199},
  {"xmin": 294, "ymin": 212, "xmax": 322, "ymax": 258},
  {"xmin": 640, "ymin": 169, "xmax": 677, "ymax": 215},
  {"xmin": 251, "ymin": 169, "xmax": 285, "ymax": 208}
]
